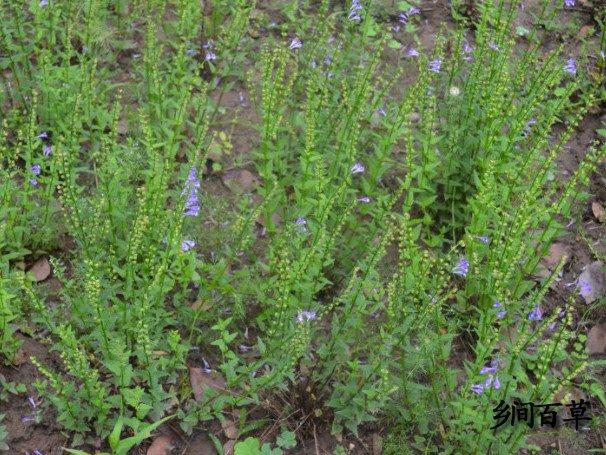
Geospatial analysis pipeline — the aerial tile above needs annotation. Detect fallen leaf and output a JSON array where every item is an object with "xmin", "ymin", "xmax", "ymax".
[
  {"xmin": 189, "ymin": 366, "xmax": 227, "ymax": 401},
  {"xmin": 190, "ymin": 299, "xmax": 213, "ymax": 312},
  {"xmin": 579, "ymin": 25, "xmax": 594, "ymax": 39},
  {"xmin": 535, "ymin": 243, "xmax": 570, "ymax": 280},
  {"xmin": 12, "ymin": 348, "xmax": 28, "ymax": 366},
  {"xmin": 592, "ymin": 201, "xmax": 605, "ymax": 223},
  {"xmin": 147, "ymin": 435, "xmax": 173, "ymax": 455},
  {"xmin": 221, "ymin": 169, "xmax": 259, "ymax": 193},
  {"xmin": 587, "ymin": 324, "xmax": 606, "ymax": 355},
  {"xmin": 29, "ymin": 257, "xmax": 51, "ymax": 282},
  {"xmin": 221, "ymin": 418, "xmax": 238, "ymax": 439},
  {"xmin": 223, "ymin": 439, "xmax": 235, "ymax": 455},
  {"xmin": 577, "ymin": 261, "xmax": 606, "ymax": 304}
]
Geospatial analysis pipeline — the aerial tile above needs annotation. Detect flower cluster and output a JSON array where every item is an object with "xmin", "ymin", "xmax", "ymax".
[
  {"xmin": 564, "ymin": 58, "xmax": 577, "ymax": 76},
  {"xmin": 398, "ymin": 6, "xmax": 421, "ymax": 24},
  {"xmin": 493, "ymin": 301, "xmax": 506, "ymax": 319},
  {"xmin": 183, "ymin": 167, "xmax": 201, "ymax": 217},
  {"xmin": 203, "ymin": 40, "xmax": 217, "ymax": 62},
  {"xmin": 295, "ymin": 310, "xmax": 317, "ymax": 323},
  {"xmin": 30, "ymin": 163, "xmax": 41, "ymax": 186},
  {"xmin": 452, "ymin": 257, "xmax": 469, "ymax": 277},
  {"xmin": 348, "ymin": 0, "xmax": 363, "ymax": 22},
  {"xmin": 351, "ymin": 162, "xmax": 365, "ymax": 175},
  {"xmin": 289, "ymin": 37, "xmax": 302, "ymax": 51},
  {"xmin": 471, "ymin": 358, "xmax": 501, "ymax": 394},
  {"xmin": 527, "ymin": 305, "xmax": 542, "ymax": 321},
  {"xmin": 429, "ymin": 59, "xmax": 442, "ymax": 74}
]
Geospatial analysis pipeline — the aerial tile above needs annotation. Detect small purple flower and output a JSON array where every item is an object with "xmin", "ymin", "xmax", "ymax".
[
  {"xmin": 480, "ymin": 365, "xmax": 497, "ymax": 375},
  {"xmin": 43, "ymin": 144, "xmax": 52, "ymax": 157},
  {"xmin": 357, "ymin": 196, "xmax": 370, "ymax": 203},
  {"xmin": 407, "ymin": 47, "xmax": 419, "ymax": 58},
  {"xmin": 489, "ymin": 42, "xmax": 500, "ymax": 51},
  {"xmin": 350, "ymin": 162, "xmax": 365, "ymax": 174},
  {"xmin": 348, "ymin": 0, "xmax": 363, "ymax": 22},
  {"xmin": 28, "ymin": 396, "xmax": 37, "ymax": 409},
  {"xmin": 323, "ymin": 56, "xmax": 332, "ymax": 66},
  {"xmin": 564, "ymin": 58, "xmax": 577, "ymax": 76},
  {"xmin": 205, "ymin": 51, "xmax": 217, "ymax": 61},
  {"xmin": 39, "ymin": 0, "xmax": 48, "ymax": 6},
  {"xmin": 527, "ymin": 305, "xmax": 542, "ymax": 321},
  {"xmin": 203, "ymin": 40, "xmax": 215, "ymax": 49},
  {"xmin": 429, "ymin": 59, "xmax": 441, "ymax": 73},
  {"xmin": 295, "ymin": 310, "xmax": 317, "ymax": 323},
  {"xmin": 463, "ymin": 42, "xmax": 473, "ymax": 54},
  {"xmin": 31, "ymin": 164, "xmax": 41, "ymax": 175},
  {"xmin": 407, "ymin": 6, "xmax": 421, "ymax": 16},
  {"xmin": 452, "ymin": 257, "xmax": 469, "ymax": 277},
  {"xmin": 181, "ymin": 239, "xmax": 195, "ymax": 252},
  {"xmin": 493, "ymin": 301, "xmax": 507, "ymax": 318},
  {"xmin": 392, "ymin": 25, "xmax": 401, "ymax": 32},
  {"xmin": 37, "ymin": 131, "xmax": 48, "ymax": 140},
  {"xmin": 376, "ymin": 107, "xmax": 386, "ymax": 116},
  {"xmin": 398, "ymin": 12, "xmax": 408, "ymax": 24},
  {"xmin": 477, "ymin": 236, "xmax": 490, "ymax": 244},
  {"xmin": 29, "ymin": 178, "xmax": 38, "ymax": 186},
  {"xmin": 577, "ymin": 279, "xmax": 592, "ymax": 298},
  {"xmin": 295, "ymin": 217, "xmax": 308, "ymax": 234},
  {"xmin": 486, "ymin": 375, "xmax": 501, "ymax": 390},
  {"xmin": 21, "ymin": 415, "xmax": 36, "ymax": 423},
  {"xmin": 548, "ymin": 321, "xmax": 557, "ymax": 331},
  {"xmin": 564, "ymin": 0, "xmax": 574, "ymax": 6},
  {"xmin": 496, "ymin": 310, "xmax": 507, "ymax": 319},
  {"xmin": 471, "ymin": 383, "xmax": 484, "ymax": 394},
  {"xmin": 289, "ymin": 37, "xmax": 302, "ymax": 50}
]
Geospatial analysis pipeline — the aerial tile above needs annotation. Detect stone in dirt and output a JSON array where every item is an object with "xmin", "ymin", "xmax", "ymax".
[
  {"xmin": 577, "ymin": 261, "xmax": 606, "ymax": 304},
  {"xmin": 29, "ymin": 257, "xmax": 51, "ymax": 282},
  {"xmin": 147, "ymin": 434, "xmax": 173, "ymax": 455},
  {"xmin": 587, "ymin": 324, "xmax": 606, "ymax": 355}
]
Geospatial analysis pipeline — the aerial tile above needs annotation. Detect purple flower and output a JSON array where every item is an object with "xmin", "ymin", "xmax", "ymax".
[
  {"xmin": 407, "ymin": 6, "xmax": 421, "ymax": 16},
  {"xmin": 564, "ymin": 58, "xmax": 577, "ymax": 76},
  {"xmin": 21, "ymin": 415, "xmax": 36, "ymax": 423},
  {"xmin": 295, "ymin": 217, "xmax": 308, "ymax": 234},
  {"xmin": 37, "ymin": 131, "xmax": 48, "ymax": 140},
  {"xmin": 398, "ymin": 12, "xmax": 408, "ymax": 24},
  {"xmin": 43, "ymin": 145, "xmax": 52, "ymax": 157},
  {"xmin": 463, "ymin": 42, "xmax": 473, "ymax": 54},
  {"xmin": 203, "ymin": 40, "xmax": 215, "ymax": 49},
  {"xmin": 31, "ymin": 164, "xmax": 41, "ymax": 175},
  {"xmin": 348, "ymin": 0, "xmax": 363, "ymax": 22},
  {"xmin": 527, "ymin": 305, "xmax": 542, "ymax": 321},
  {"xmin": 496, "ymin": 310, "xmax": 507, "ymax": 319},
  {"xmin": 181, "ymin": 239, "xmax": 195, "ymax": 252},
  {"xmin": 350, "ymin": 162, "xmax": 365, "ymax": 174},
  {"xmin": 183, "ymin": 167, "xmax": 200, "ymax": 217},
  {"xmin": 323, "ymin": 56, "xmax": 331, "ymax": 65},
  {"xmin": 564, "ymin": 0, "xmax": 574, "ymax": 6},
  {"xmin": 289, "ymin": 37, "xmax": 302, "ymax": 50},
  {"xmin": 471, "ymin": 383, "xmax": 484, "ymax": 394},
  {"xmin": 407, "ymin": 47, "xmax": 419, "ymax": 58},
  {"xmin": 295, "ymin": 310, "xmax": 317, "ymax": 323},
  {"xmin": 28, "ymin": 396, "xmax": 37, "ymax": 409},
  {"xmin": 429, "ymin": 59, "xmax": 442, "ymax": 73},
  {"xmin": 357, "ymin": 196, "xmax": 370, "ymax": 203},
  {"xmin": 489, "ymin": 42, "xmax": 500, "ymax": 51},
  {"xmin": 477, "ymin": 236, "xmax": 490, "ymax": 244},
  {"xmin": 39, "ymin": 0, "xmax": 48, "ymax": 6},
  {"xmin": 480, "ymin": 365, "xmax": 497, "ymax": 375},
  {"xmin": 29, "ymin": 178, "xmax": 38, "ymax": 186},
  {"xmin": 452, "ymin": 257, "xmax": 469, "ymax": 277},
  {"xmin": 376, "ymin": 107, "xmax": 386, "ymax": 116},
  {"xmin": 577, "ymin": 279, "xmax": 592, "ymax": 298},
  {"xmin": 201, "ymin": 357, "xmax": 211, "ymax": 373},
  {"xmin": 205, "ymin": 51, "xmax": 217, "ymax": 61},
  {"xmin": 484, "ymin": 375, "xmax": 501, "ymax": 390}
]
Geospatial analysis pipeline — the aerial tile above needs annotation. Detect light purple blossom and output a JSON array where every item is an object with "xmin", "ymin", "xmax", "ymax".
[
  {"xmin": 407, "ymin": 48, "xmax": 419, "ymax": 58},
  {"xmin": 527, "ymin": 305, "xmax": 542, "ymax": 321},
  {"xmin": 348, "ymin": 0, "xmax": 363, "ymax": 22},
  {"xmin": 295, "ymin": 217, "xmax": 308, "ymax": 233},
  {"xmin": 39, "ymin": 0, "xmax": 48, "ymax": 6},
  {"xmin": 28, "ymin": 396, "xmax": 37, "ymax": 409},
  {"xmin": 289, "ymin": 37, "xmax": 302, "ymax": 50},
  {"xmin": 376, "ymin": 107, "xmax": 386, "ymax": 116},
  {"xmin": 564, "ymin": 0, "xmax": 575, "ymax": 6},
  {"xmin": 480, "ymin": 365, "xmax": 497, "ymax": 375},
  {"xmin": 181, "ymin": 239, "xmax": 195, "ymax": 252},
  {"xmin": 471, "ymin": 383, "xmax": 484, "ymax": 394},
  {"xmin": 357, "ymin": 196, "xmax": 370, "ymax": 203},
  {"xmin": 429, "ymin": 59, "xmax": 442, "ymax": 73},
  {"xmin": 496, "ymin": 310, "xmax": 507, "ymax": 319},
  {"xmin": 564, "ymin": 58, "xmax": 577, "ymax": 76},
  {"xmin": 452, "ymin": 257, "xmax": 469, "ymax": 277},
  {"xmin": 407, "ymin": 6, "xmax": 421, "ymax": 16},
  {"xmin": 577, "ymin": 279, "xmax": 592, "ymax": 298},
  {"xmin": 295, "ymin": 310, "xmax": 317, "ymax": 323},
  {"xmin": 398, "ymin": 12, "xmax": 408, "ymax": 24},
  {"xmin": 485, "ymin": 375, "xmax": 501, "ymax": 390},
  {"xmin": 201, "ymin": 357, "xmax": 212, "ymax": 373},
  {"xmin": 477, "ymin": 236, "xmax": 490, "ymax": 244},
  {"xmin": 489, "ymin": 42, "xmax": 500, "ymax": 51},
  {"xmin": 43, "ymin": 145, "xmax": 52, "ymax": 157},
  {"xmin": 29, "ymin": 178, "xmax": 38, "ymax": 186},
  {"xmin": 37, "ymin": 131, "xmax": 48, "ymax": 140},
  {"xmin": 31, "ymin": 164, "xmax": 41, "ymax": 175},
  {"xmin": 205, "ymin": 51, "xmax": 217, "ymax": 61},
  {"xmin": 493, "ymin": 301, "xmax": 506, "ymax": 318},
  {"xmin": 203, "ymin": 40, "xmax": 215, "ymax": 49},
  {"xmin": 350, "ymin": 162, "xmax": 365, "ymax": 174},
  {"xmin": 183, "ymin": 167, "xmax": 200, "ymax": 217}
]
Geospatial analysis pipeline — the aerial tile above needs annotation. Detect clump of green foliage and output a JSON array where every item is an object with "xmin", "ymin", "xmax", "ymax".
[{"xmin": 0, "ymin": 0, "xmax": 603, "ymax": 453}]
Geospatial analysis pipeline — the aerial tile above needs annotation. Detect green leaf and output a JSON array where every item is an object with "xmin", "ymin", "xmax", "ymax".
[
  {"xmin": 234, "ymin": 437, "xmax": 261, "ymax": 455},
  {"xmin": 114, "ymin": 415, "xmax": 173, "ymax": 455}
]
